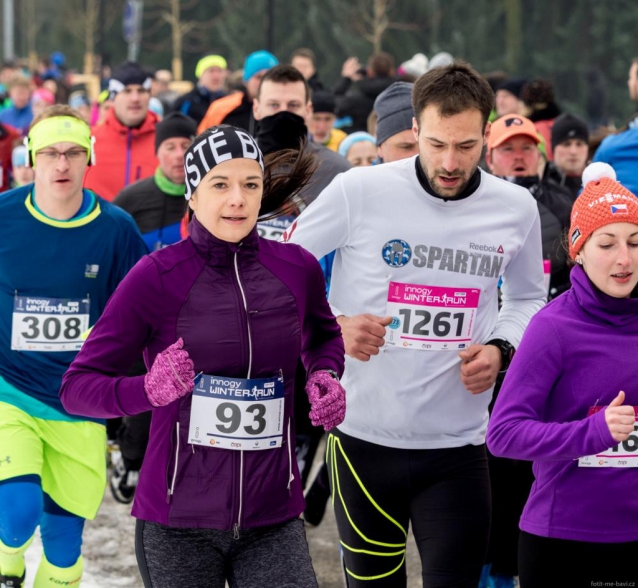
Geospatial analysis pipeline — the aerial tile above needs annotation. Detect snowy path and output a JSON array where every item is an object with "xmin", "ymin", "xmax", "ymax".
[{"xmin": 23, "ymin": 464, "xmax": 423, "ymax": 587}]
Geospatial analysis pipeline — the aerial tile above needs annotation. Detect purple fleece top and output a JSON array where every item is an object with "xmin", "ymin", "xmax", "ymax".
[
  {"xmin": 487, "ymin": 265, "xmax": 638, "ymax": 542},
  {"xmin": 60, "ymin": 217, "xmax": 344, "ymax": 530}
]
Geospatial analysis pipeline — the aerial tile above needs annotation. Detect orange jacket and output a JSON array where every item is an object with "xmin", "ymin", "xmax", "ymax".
[
  {"xmin": 197, "ymin": 92, "xmax": 244, "ymax": 134},
  {"xmin": 85, "ymin": 109, "xmax": 159, "ymax": 201}
]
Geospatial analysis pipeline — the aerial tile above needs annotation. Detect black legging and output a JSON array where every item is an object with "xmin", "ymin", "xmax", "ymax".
[
  {"xmin": 326, "ymin": 428, "xmax": 491, "ymax": 588},
  {"xmin": 518, "ymin": 531, "xmax": 638, "ymax": 587},
  {"xmin": 135, "ymin": 518, "xmax": 318, "ymax": 588}
]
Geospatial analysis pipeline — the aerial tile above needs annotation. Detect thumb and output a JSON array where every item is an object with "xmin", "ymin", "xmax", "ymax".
[
  {"xmin": 609, "ymin": 391, "xmax": 626, "ymax": 408},
  {"xmin": 365, "ymin": 314, "xmax": 393, "ymax": 326},
  {"xmin": 458, "ymin": 344, "xmax": 481, "ymax": 362}
]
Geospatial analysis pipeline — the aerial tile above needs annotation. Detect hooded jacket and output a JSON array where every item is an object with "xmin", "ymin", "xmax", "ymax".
[
  {"xmin": 85, "ymin": 108, "xmax": 159, "ymax": 202},
  {"xmin": 60, "ymin": 217, "xmax": 344, "ymax": 531},
  {"xmin": 488, "ymin": 265, "xmax": 638, "ymax": 543}
]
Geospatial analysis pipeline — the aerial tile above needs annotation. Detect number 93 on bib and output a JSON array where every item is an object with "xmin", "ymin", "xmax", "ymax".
[
  {"xmin": 11, "ymin": 295, "xmax": 90, "ymax": 352},
  {"xmin": 384, "ymin": 282, "xmax": 481, "ymax": 351},
  {"xmin": 188, "ymin": 374, "xmax": 285, "ymax": 451}
]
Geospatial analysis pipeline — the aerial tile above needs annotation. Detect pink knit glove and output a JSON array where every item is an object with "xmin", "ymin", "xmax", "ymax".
[
  {"xmin": 144, "ymin": 338, "xmax": 195, "ymax": 407},
  {"xmin": 306, "ymin": 370, "xmax": 346, "ymax": 431}
]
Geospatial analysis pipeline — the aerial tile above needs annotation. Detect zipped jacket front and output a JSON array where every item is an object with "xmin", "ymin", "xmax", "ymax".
[{"xmin": 60, "ymin": 216, "xmax": 344, "ymax": 530}]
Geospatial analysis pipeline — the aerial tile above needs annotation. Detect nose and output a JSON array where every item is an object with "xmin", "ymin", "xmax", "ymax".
[
  {"xmin": 616, "ymin": 244, "xmax": 631, "ymax": 266},
  {"xmin": 227, "ymin": 185, "xmax": 246, "ymax": 207},
  {"xmin": 55, "ymin": 153, "xmax": 71, "ymax": 172},
  {"xmin": 440, "ymin": 148, "xmax": 459, "ymax": 173}
]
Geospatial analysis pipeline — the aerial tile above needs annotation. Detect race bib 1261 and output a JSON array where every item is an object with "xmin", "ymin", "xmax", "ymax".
[
  {"xmin": 11, "ymin": 296, "xmax": 90, "ymax": 352},
  {"xmin": 385, "ymin": 282, "xmax": 481, "ymax": 351},
  {"xmin": 188, "ymin": 374, "xmax": 285, "ymax": 451}
]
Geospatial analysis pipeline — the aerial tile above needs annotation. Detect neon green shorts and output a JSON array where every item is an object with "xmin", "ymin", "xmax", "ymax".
[{"xmin": 0, "ymin": 401, "xmax": 106, "ymax": 520}]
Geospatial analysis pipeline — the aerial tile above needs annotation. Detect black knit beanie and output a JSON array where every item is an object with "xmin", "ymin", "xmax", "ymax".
[{"xmin": 155, "ymin": 112, "xmax": 198, "ymax": 152}]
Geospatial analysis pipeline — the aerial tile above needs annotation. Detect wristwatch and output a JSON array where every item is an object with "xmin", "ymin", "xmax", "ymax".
[
  {"xmin": 323, "ymin": 369, "xmax": 340, "ymax": 380},
  {"xmin": 485, "ymin": 339, "xmax": 515, "ymax": 373}
]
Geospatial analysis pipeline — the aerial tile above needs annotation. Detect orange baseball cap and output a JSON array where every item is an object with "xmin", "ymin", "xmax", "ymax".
[{"xmin": 488, "ymin": 114, "xmax": 540, "ymax": 150}]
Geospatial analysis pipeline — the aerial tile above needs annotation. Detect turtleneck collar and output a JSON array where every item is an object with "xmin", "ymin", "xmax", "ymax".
[
  {"xmin": 570, "ymin": 264, "xmax": 638, "ymax": 328},
  {"xmin": 414, "ymin": 157, "xmax": 481, "ymax": 201},
  {"xmin": 188, "ymin": 215, "xmax": 259, "ymax": 266},
  {"xmin": 154, "ymin": 167, "xmax": 185, "ymax": 196}
]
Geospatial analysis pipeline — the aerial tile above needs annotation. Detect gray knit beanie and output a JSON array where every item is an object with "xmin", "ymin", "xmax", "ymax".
[{"xmin": 373, "ymin": 82, "xmax": 414, "ymax": 146}]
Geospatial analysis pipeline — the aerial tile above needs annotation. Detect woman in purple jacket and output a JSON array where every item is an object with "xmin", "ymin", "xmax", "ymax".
[
  {"xmin": 60, "ymin": 125, "xmax": 346, "ymax": 588},
  {"xmin": 487, "ymin": 162, "xmax": 638, "ymax": 587}
]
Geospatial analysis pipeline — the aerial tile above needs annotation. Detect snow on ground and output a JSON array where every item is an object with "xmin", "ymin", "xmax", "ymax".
[
  {"xmin": 24, "ymin": 490, "xmax": 142, "ymax": 588},
  {"xmin": 22, "ymin": 448, "xmax": 423, "ymax": 587}
]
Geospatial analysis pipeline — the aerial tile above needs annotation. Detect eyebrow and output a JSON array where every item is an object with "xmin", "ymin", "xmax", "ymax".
[
  {"xmin": 598, "ymin": 232, "xmax": 638, "ymax": 237},
  {"xmin": 424, "ymin": 136, "xmax": 478, "ymax": 145},
  {"xmin": 207, "ymin": 174, "xmax": 262, "ymax": 181}
]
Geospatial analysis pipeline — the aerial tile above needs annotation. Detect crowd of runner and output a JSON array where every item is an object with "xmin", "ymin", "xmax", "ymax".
[{"xmin": 0, "ymin": 44, "xmax": 637, "ymax": 588}]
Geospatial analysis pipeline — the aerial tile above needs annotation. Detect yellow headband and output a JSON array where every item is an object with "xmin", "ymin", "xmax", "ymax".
[{"xmin": 28, "ymin": 117, "xmax": 92, "ymax": 165}]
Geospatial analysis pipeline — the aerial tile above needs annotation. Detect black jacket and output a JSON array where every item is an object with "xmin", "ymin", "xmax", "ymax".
[
  {"xmin": 171, "ymin": 86, "xmax": 227, "ymax": 125},
  {"xmin": 333, "ymin": 76, "xmax": 395, "ymax": 133},
  {"xmin": 511, "ymin": 175, "xmax": 574, "ymax": 299}
]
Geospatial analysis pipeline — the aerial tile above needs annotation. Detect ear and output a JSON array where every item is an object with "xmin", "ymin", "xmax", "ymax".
[
  {"xmin": 485, "ymin": 149, "xmax": 493, "ymax": 171},
  {"xmin": 252, "ymin": 97, "xmax": 261, "ymax": 121},
  {"xmin": 188, "ymin": 192, "xmax": 197, "ymax": 212},
  {"xmin": 411, "ymin": 116, "xmax": 418, "ymax": 141},
  {"xmin": 483, "ymin": 120, "xmax": 492, "ymax": 146}
]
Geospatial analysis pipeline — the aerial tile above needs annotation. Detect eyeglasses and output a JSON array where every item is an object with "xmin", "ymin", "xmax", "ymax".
[{"xmin": 36, "ymin": 149, "xmax": 88, "ymax": 162}]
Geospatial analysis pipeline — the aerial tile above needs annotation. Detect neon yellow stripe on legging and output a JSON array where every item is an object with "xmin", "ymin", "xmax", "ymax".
[
  {"xmin": 345, "ymin": 553, "xmax": 407, "ymax": 582},
  {"xmin": 326, "ymin": 434, "xmax": 409, "ymax": 580},
  {"xmin": 328, "ymin": 434, "xmax": 407, "ymax": 544},
  {"xmin": 340, "ymin": 542, "xmax": 405, "ymax": 557},
  {"xmin": 326, "ymin": 435, "xmax": 408, "ymax": 567}
]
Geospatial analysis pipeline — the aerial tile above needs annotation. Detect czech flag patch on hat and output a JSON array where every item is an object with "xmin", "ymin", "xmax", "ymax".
[{"xmin": 611, "ymin": 203, "xmax": 629, "ymax": 214}]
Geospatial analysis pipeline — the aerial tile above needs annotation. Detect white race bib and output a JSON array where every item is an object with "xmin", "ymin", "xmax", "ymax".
[
  {"xmin": 579, "ymin": 407, "xmax": 638, "ymax": 468},
  {"xmin": 11, "ymin": 296, "xmax": 90, "ymax": 352},
  {"xmin": 385, "ymin": 282, "xmax": 481, "ymax": 351},
  {"xmin": 256, "ymin": 216, "xmax": 296, "ymax": 242},
  {"xmin": 188, "ymin": 374, "xmax": 285, "ymax": 451}
]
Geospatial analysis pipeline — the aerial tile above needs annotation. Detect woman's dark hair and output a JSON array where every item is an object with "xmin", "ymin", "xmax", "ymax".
[{"xmin": 258, "ymin": 138, "xmax": 317, "ymax": 221}]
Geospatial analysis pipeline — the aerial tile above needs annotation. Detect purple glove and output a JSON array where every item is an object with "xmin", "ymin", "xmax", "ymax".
[
  {"xmin": 144, "ymin": 338, "xmax": 196, "ymax": 407},
  {"xmin": 306, "ymin": 370, "xmax": 346, "ymax": 431}
]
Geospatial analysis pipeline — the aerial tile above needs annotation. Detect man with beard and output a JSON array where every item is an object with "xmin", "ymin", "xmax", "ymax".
[{"xmin": 284, "ymin": 62, "xmax": 546, "ymax": 587}]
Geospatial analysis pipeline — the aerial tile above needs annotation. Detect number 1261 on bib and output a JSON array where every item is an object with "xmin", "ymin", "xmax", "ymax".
[{"xmin": 385, "ymin": 282, "xmax": 481, "ymax": 351}]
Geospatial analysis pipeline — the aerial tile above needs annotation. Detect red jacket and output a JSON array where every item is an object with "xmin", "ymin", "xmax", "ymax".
[
  {"xmin": 0, "ymin": 123, "xmax": 20, "ymax": 192},
  {"xmin": 85, "ymin": 109, "xmax": 159, "ymax": 201}
]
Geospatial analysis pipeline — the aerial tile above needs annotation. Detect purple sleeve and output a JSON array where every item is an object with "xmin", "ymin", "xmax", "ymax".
[
  {"xmin": 60, "ymin": 256, "xmax": 162, "ymax": 418},
  {"xmin": 300, "ymin": 248, "xmax": 345, "ymax": 377},
  {"xmin": 487, "ymin": 313, "xmax": 616, "ymax": 461}
]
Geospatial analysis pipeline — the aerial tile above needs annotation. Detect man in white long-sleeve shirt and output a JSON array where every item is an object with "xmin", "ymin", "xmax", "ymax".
[{"xmin": 284, "ymin": 61, "xmax": 546, "ymax": 588}]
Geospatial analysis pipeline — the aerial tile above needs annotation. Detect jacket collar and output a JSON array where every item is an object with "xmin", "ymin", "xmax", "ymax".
[
  {"xmin": 571, "ymin": 264, "xmax": 638, "ymax": 328},
  {"xmin": 189, "ymin": 215, "xmax": 259, "ymax": 266},
  {"xmin": 104, "ymin": 107, "xmax": 158, "ymax": 137}
]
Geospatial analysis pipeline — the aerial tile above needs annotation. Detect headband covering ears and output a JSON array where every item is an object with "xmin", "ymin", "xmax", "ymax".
[
  {"xmin": 184, "ymin": 125, "xmax": 264, "ymax": 200},
  {"xmin": 25, "ymin": 116, "xmax": 94, "ymax": 168}
]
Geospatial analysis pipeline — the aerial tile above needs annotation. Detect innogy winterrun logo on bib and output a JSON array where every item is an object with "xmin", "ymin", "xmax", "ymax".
[{"xmin": 382, "ymin": 239, "xmax": 412, "ymax": 267}]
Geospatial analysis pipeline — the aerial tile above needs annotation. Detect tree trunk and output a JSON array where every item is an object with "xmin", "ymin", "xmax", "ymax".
[
  {"xmin": 170, "ymin": 0, "xmax": 182, "ymax": 80},
  {"xmin": 83, "ymin": 0, "xmax": 97, "ymax": 73},
  {"xmin": 504, "ymin": 0, "xmax": 522, "ymax": 73},
  {"xmin": 373, "ymin": 0, "xmax": 390, "ymax": 53},
  {"xmin": 25, "ymin": 0, "xmax": 37, "ymax": 70}
]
